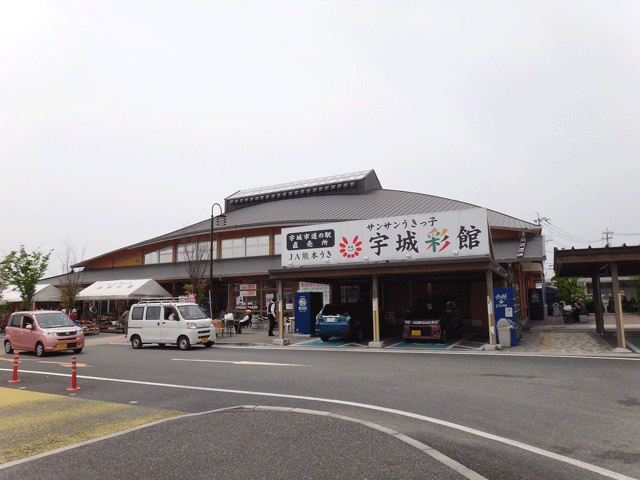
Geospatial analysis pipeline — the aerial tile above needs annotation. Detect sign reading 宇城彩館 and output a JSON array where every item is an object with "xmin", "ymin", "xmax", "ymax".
[{"xmin": 281, "ymin": 208, "xmax": 490, "ymax": 267}]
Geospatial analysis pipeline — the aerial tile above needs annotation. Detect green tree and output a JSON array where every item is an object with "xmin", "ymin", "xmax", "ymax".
[
  {"xmin": 551, "ymin": 276, "xmax": 590, "ymax": 304},
  {"xmin": 0, "ymin": 246, "xmax": 51, "ymax": 310},
  {"xmin": 0, "ymin": 278, "xmax": 9, "ymax": 321}
]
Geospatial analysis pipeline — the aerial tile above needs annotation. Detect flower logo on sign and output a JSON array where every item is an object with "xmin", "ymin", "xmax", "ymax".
[{"xmin": 339, "ymin": 236, "xmax": 362, "ymax": 258}]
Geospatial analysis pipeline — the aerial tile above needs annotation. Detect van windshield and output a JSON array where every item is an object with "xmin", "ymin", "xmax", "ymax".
[
  {"xmin": 177, "ymin": 305, "xmax": 207, "ymax": 320},
  {"xmin": 35, "ymin": 313, "xmax": 76, "ymax": 328}
]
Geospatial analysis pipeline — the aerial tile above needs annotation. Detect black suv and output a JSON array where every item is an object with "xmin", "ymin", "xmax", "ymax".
[{"xmin": 403, "ymin": 298, "xmax": 461, "ymax": 343}]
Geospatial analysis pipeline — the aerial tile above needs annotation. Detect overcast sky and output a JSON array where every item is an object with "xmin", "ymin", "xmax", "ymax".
[{"xmin": 2, "ymin": 0, "xmax": 639, "ymax": 279}]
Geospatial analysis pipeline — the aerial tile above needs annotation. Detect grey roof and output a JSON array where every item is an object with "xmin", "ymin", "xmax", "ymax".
[
  {"xmin": 76, "ymin": 185, "xmax": 539, "ymax": 267},
  {"xmin": 492, "ymin": 236, "xmax": 546, "ymax": 263},
  {"xmin": 227, "ymin": 170, "xmax": 378, "ymax": 199},
  {"xmin": 48, "ymin": 256, "xmax": 281, "ymax": 286},
  {"xmin": 130, "ymin": 189, "xmax": 537, "ymax": 245},
  {"xmin": 554, "ymin": 243, "xmax": 640, "ymax": 277}
]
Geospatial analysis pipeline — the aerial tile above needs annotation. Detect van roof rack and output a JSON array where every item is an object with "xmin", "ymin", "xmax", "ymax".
[{"xmin": 136, "ymin": 297, "xmax": 186, "ymax": 304}]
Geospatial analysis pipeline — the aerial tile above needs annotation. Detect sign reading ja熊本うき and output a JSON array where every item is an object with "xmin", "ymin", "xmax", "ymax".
[{"xmin": 281, "ymin": 209, "xmax": 490, "ymax": 267}]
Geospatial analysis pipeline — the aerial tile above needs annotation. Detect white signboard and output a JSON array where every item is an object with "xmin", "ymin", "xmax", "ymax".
[{"xmin": 282, "ymin": 209, "xmax": 490, "ymax": 268}]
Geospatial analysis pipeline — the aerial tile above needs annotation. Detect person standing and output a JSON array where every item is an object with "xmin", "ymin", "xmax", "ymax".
[{"xmin": 267, "ymin": 297, "xmax": 276, "ymax": 336}]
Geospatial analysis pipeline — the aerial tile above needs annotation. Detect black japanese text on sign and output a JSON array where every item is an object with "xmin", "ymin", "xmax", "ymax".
[{"xmin": 286, "ymin": 229, "xmax": 336, "ymax": 250}]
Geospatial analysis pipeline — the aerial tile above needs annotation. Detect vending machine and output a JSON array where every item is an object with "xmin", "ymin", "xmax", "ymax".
[
  {"xmin": 493, "ymin": 287, "xmax": 521, "ymax": 345},
  {"xmin": 294, "ymin": 292, "xmax": 324, "ymax": 335}
]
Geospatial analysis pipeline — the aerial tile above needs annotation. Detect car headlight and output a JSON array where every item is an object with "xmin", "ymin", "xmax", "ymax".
[
  {"xmin": 186, "ymin": 322, "xmax": 197, "ymax": 329},
  {"xmin": 404, "ymin": 320, "xmax": 411, "ymax": 325},
  {"xmin": 346, "ymin": 315, "xmax": 351, "ymax": 322},
  {"xmin": 76, "ymin": 327, "xmax": 84, "ymax": 334},
  {"xmin": 209, "ymin": 321, "xmax": 214, "ymax": 328},
  {"xmin": 43, "ymin": 330, "xmax": 56, "ymax": 337}
]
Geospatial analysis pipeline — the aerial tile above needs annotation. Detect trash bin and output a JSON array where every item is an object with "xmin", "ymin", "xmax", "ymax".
[{"xmin": 496, "ymin": 318, "xmax": 513, "ymax": 348}]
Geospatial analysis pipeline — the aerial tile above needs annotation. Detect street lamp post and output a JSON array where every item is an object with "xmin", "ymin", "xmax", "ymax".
[{"xmin": 210, "ymin": 202, "xmax": 223, "ymax": 318}]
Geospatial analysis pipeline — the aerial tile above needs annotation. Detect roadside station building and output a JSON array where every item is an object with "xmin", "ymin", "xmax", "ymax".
[{"xmin": 46, "ymin": 170, "xmax": 545, "ymax": 343}]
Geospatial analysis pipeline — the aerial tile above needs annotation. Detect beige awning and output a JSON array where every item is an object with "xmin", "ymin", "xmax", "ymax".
[
  {"xmin": 0, "ymin": 284, "xmax": 61, "ymax": 304},
  {"xmin": 76, "ymin": 279, "xmax": 171, "ymax": 300}
]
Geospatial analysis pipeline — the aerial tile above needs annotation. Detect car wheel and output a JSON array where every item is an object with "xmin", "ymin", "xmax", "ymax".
[
  {"xmin": 204, "ymin": 341, "xmax": 214, "ymax": 348},
  {"xmin": 440, "ymin": 329, "xmax": 448, "ymax": 344},
  {"xmin": 177, "ymin": 336, "xmax": 191, "ymax": 351},
  {"xmin": 4, "ymin": 340, "xmax": 13, "ymax": 354},
  {"xmin": 35, "ymin": 343, "xmax": 46, "ymax": 357},
  {"xmin": 131, "ymin": 336, "xmax": 142, "ymax": 349},
  {"xmin": 73, "ymin": 348, "xmax": 83, "ymax": 354},
  {"xmin": 320, "ymin": 335, "xmax": 330, "ymax": 342}
]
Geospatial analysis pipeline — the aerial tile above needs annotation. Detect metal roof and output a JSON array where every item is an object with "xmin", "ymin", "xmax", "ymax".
[
  {"xmin": 49, "ymin": 256, "xmax": 281, "ymax": 286},
  {"xmin": 493, "ymin": 236, "xmax": 546, "ymax": 263},
  {"xmin": 75, "ymin": 177, "xmax": 539, "ymax": 268},
  {"xmin": 227, "ymin": 170, "xmax": 377, "ymax": 199},
  {"xmin": 554, "ymin": 244, "xmax": 640, "ymax": 277},
  {"xmin": 126, "ymin": 189, "xmax": 537, "ymax": 246}
]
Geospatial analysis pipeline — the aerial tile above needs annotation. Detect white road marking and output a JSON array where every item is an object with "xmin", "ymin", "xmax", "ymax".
[
  {"xmin": 1, "ymin": 368, "xmax": 636, "ymax": 480},
  {"xmin": 172, "ymin": 358, "xmax": 309, "ymax": 367}
]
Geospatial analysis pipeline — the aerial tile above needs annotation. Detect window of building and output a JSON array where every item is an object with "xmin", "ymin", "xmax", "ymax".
[
  {"xmin": 246, "ymin": 235, "xmax": 269, "ymax": 257},
  {"xmin": 144, "ymin": 246, "xmax": 174, "ymax": 264},
  {"xmin": 144, "ymin": 251, "xmax": 158, "ymax": 264},
  {"xmin": 221, "ymin": 238, "xmax": 245, "ymax": 258},
  {"xmin": 178, "ymin": 242, "xmax": 215, "ymax": 262},
  {"xmin": 274, "ymin": 234, "xmax": 281, "ymax": 254},
  {"xmin": 158, "ymin": 247, "xmax": 173, "ymax": 263},
  {"xmin": 229, "ymin": 279, "xmax": 294, "ymax": 318}
]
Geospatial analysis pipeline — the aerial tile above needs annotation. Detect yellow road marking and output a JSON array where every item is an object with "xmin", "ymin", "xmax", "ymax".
[
  {"xmin": 36, "ymin": 360, "xmax": 89, "ymax": 368},
  {"xmin": 0, "ymin": 387, "xmax": 182, "ymax": 464}
]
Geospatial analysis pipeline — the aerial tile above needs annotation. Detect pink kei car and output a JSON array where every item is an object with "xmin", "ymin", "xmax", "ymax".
[{"xmin": 4, "ymin": 311, "xmax": 85, "ymax": 357}]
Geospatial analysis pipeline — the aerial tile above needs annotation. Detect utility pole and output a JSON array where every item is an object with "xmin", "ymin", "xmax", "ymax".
[
  {"xmin": 533, "ymin": 212, "xmax": 550, "ymax": 226},
  {"xmin": 602, "ymin": 228, "xmax": 613, "ymax": 246}
]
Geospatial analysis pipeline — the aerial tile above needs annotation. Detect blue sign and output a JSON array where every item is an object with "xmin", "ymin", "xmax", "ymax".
[{"xmin": 494, "ymin": 288, "xmax": 517, "ymax": 346}]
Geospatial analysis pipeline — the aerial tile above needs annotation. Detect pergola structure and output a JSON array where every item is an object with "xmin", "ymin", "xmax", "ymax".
[{"xmin": 554, "ymin": 244, "xmax": 640, "ymax": 349}]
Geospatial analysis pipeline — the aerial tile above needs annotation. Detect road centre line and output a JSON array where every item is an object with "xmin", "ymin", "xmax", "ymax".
[
  {"xmin": 0, "ymin": 368, "xmax": 635, "ymax": 480},
  {"xmin": 172, "ymin": 358, "xmax": 309, "ymax": 367}
]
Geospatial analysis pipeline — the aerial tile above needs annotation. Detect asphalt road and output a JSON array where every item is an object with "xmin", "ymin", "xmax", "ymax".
[{"xmin": 1, "ymin": 336, "xmax": 639, "ymax": 479}]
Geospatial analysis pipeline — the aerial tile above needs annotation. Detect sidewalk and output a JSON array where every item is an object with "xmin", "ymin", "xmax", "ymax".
[{"xmin": 213, "ymin": 314, "xmax": 640, "ymax": 356}]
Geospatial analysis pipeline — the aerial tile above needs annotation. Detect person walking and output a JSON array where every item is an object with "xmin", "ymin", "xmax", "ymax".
[{"xmin": 267, "ymin": 297, "xmax": 276, "ymax": 336}]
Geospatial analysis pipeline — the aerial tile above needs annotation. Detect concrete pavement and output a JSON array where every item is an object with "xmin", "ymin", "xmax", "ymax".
[{"xmin": 213, "ymin": 314, "xmax": 640, "ymax": 356}]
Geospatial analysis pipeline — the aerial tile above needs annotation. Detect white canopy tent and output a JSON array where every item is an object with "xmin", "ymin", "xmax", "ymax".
[
  {"xmin": 76, "ymin": 279, "xmax": 171, "ymax": 300},
  {"xmin": 0, "ymin": 284, "xmax": 61, "ymax": 304}
]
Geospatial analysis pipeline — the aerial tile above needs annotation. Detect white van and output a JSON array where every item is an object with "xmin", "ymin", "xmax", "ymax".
[{"xmin": 127, "ymin": 299, "xmax": 215, "ymax": 350}]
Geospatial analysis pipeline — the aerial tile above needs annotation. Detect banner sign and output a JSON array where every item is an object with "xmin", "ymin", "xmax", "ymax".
[{"xmin": 281, "ymin": 208, "xmax": 490, "ymax": 267}]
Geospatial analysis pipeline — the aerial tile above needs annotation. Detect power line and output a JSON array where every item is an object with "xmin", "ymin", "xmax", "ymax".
[
  {"xmin": 542, "ymin": 221, "xmax": 601, "ymax": 244},
  {"xmin": 534, "ymin": 215, "xmax": 601, "ymax": 244}
]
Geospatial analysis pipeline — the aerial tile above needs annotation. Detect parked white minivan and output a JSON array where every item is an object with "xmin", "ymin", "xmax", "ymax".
[{"xmin": 127, "ymin": 300, "xmax": 215, "ymax": 350}]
